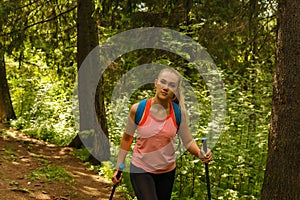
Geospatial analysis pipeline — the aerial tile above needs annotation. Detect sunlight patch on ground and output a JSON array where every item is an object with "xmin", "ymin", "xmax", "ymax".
[{"xmin": 30, "ymin": 191, "xmax": 51, "ymax": 200}]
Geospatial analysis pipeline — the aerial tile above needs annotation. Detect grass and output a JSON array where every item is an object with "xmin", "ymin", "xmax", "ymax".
[
  {"xmin": 73, "ymin": 148, "xmax": 90, "ymax": 161},
  {"xmin": 28, "ymin": 165, "xmax": 75, "ymax": 184},
  {"xmin": 3, "ymin": 146, "xmax": 18, "ymax": 161},
  {"xmin": 31, "ymin": 153, "xmax": 49, "ymax": 165}
]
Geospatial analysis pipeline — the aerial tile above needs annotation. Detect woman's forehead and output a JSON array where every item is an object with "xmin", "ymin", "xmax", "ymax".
[{"xmin": 158, "ymin": 71, "xmax": 180, "ymax": 82}]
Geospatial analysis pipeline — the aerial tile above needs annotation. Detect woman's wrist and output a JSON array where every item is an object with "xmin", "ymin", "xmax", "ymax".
[{"xmin": 115, "ymin": 162, "xmax": 125, "ymax": 171}]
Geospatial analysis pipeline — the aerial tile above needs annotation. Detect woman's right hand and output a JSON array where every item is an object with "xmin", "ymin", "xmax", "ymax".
[
  {"xmin": 199, "ymin": 148, "xmax": 212, "ymax": 163},
  {"xmin": 111, "ymin": 170, "xmax": 123, "ymax": 185}
]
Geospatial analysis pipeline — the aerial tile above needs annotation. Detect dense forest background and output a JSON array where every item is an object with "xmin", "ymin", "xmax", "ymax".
[{"xmin": 1, "ymin": 0, "xmax": 278, "ymax": 199}]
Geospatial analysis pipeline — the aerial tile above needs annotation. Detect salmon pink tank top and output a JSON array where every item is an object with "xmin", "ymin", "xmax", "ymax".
[{"xmin": 131, "ymin": 98, "xmax": 178, "ymax": 174}]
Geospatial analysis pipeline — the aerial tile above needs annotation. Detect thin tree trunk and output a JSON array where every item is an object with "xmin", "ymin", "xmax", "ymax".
[
  {"xmin": 260, "ymin": 0, "xmax": 300, "ymax": 199},
  {"xmin": 0, "ymin": 51, "xmax": 16, "ymax": 123}
]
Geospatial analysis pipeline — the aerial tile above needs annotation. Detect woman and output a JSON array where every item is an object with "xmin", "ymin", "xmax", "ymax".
[{"xmin": 112, "ymin": 68, "xmax": 212, "ymax": 200}]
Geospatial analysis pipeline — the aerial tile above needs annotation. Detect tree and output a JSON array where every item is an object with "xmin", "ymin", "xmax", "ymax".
[
  {"xmin": 68, "ymin": 0, "xmax": 109, "ymax": 163},
  {"xmin": 0, "ymin": 52, "xmax": 16, "ymax": 123},
  {"xmin": 0, "ymin": 1, "xmax": 16, "ymax": 123},
  {"xmin": 260, "ymin": 0, "xmax": 300, "ymax": 199}
]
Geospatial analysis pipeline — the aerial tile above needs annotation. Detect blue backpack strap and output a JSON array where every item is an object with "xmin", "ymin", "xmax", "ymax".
[
  {"xmin": 172, "ymin": 101, "xmax": 181, "ymax": 128},
  {"xmin": 135, "ymin": 99, "xmax": 148, "ymax": 125},
  {"xmin": 135, "ymin": 99, "xmax": 181, "ymax": 128}
]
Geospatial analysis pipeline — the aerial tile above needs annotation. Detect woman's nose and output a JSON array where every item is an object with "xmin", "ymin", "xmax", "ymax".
[{"xmin": 162, "ymin": 84, "xmax": 169, "ymax": 90}]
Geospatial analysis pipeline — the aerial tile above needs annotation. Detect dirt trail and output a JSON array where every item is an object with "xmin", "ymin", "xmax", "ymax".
[{"xmin": 0, "ymin": 124, "xmax": 124, "ymax": 200}]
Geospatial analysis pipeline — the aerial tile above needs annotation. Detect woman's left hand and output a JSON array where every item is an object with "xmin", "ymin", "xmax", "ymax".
[{"xmin": 199, "ymin": 148, "xmax": 212, "ymax": 163}]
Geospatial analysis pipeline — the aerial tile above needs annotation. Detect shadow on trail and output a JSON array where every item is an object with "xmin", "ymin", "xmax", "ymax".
[{"xmin": 0, "ymin": 124, "xmax": 123, "ymax": 200}]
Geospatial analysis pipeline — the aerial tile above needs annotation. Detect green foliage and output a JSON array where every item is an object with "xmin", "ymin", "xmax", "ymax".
[
  {"xmin": 2, "ymin": 0, "xmax": 277, "ymax": 199},
  {"xmin": 73, "ymin": 148, "xmax": 91, "ymax": 162},
  {"xmin": 28, "ymin": 165, "xmax": 75, "ymax": 184},
  {"xmin": 3, "ymin": 146, "xmax": 19, "ymax": 161},
  {"xmin": 2, "ymin": 0, "xmax": 77, "ymax": 146},
  {"xmin": 97, "ymin": 161, "xmax": 114, "ymax": 179},
  {"xmin": 7, "ymin": 51, "xmax": 77, "ymax": 146}
]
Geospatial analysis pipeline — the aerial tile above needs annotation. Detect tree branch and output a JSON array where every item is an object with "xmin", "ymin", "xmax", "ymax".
[
  {"xmin": 23, "ymin": 5, "xmax": 77, "ymax": 31},
  {"xmin": 0, "ymin": 5, "xmax": 77, "ymax": 37}
]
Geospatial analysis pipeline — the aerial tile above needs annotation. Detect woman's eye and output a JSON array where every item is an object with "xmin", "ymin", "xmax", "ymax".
[
  {"xmin": 160, "ymin": 80, "xmax": 166, "ymax": 84},
  {"xmin": 169, "ymin": 84, "xmax": 176, "ymax": 88}
]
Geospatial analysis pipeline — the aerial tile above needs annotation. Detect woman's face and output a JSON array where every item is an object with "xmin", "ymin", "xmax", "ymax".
[{"xmin": 155, "ymin": 70, "xmax": 180, "ymax": 101}]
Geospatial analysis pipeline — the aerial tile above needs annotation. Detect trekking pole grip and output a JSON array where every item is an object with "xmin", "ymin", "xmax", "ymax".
[
  {"xmin": 202, "ymin": 138, "xmax": 208, "ymax": 153},
  {"xmin": 116, "ymin": 163, "xmax": 125, "ymax": 179},
  {"xmin": 109, "ymin": 163, "xmax": 125, "ymax": 200}
]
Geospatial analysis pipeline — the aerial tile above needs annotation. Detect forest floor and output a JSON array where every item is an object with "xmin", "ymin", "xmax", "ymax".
[{"xmin": 0, "ymin": 123, "xmax": 124, "ymax": 200}]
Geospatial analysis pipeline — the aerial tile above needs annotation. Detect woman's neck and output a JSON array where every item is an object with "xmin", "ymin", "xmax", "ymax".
[
  {"xmin": 151, "ymin": 97, "xmax": 170, "ymax": 119},
  {"xmin": 152, "ymin": 96, "xmax": 169, "ymax": 109}
]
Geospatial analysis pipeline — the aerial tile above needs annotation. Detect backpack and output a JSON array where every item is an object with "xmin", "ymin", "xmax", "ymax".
[{"xmin": 134, "ymin": 99, "xmax": 181, "ymax": 128}]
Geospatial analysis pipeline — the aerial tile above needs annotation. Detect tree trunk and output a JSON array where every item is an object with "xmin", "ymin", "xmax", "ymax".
[
  {"xmin": 68, "ymin": 0, "xmax": 110, "ymax": 163},
  {"xmin": 260, "ymin": 0, "xmax": 300, "ymax": 199},
  {"xmin": 0, "ymin": 51, "xmax": 16, "ymax": 123}
]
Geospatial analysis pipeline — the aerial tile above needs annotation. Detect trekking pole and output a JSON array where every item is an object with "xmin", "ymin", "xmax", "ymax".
[
  {"xmin": 202, "ymin": 138, "xmax": 211, "ymax": 200},
  {"xmin": 109, "ymin": 163, "xmax": 125, "ymax": 200}
]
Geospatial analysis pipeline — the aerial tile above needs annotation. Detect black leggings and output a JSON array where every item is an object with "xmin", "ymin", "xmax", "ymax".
[{"xmin": 130, "ymin": 164, "xmax": 176, "ymax": 200}]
